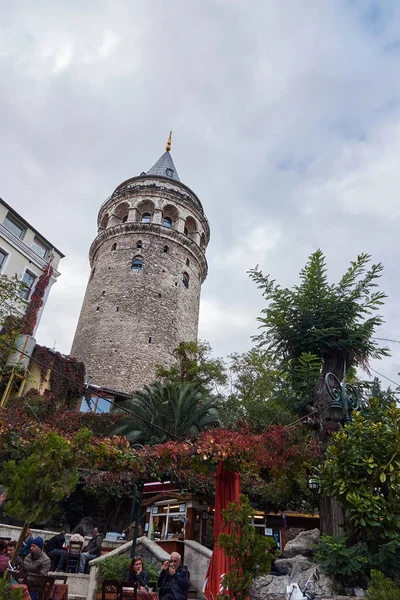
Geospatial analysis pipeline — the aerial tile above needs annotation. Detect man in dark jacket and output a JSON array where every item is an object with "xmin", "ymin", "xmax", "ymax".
[
  {"xmin": 158, "ymin": 552, "xmax": 190, "ymax": 600},
  {"xmin": 78, "ymin": 527, "xmax": 103, "ymax": 573},
  {"xmin": 47, "ymin": 530, "xmax": 66, "ymax": 571},
  {"xmin": 21, "ymin": 536, "xmax": 51, "ymax": 598}
]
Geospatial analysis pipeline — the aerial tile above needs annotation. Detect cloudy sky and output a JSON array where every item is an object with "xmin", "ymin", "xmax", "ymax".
[{"xmin": 2, "ymin": 0, "xmax": 400, "ymax": 386}]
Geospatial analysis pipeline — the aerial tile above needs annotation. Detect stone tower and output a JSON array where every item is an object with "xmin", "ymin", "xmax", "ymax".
[{"xmin": 71, "ymin": 136, "xmax": 209, "ymax": 395}]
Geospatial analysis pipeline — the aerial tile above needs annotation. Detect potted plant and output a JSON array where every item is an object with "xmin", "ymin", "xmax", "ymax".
[{"xmin": 97, "ymin": 554, "xmax": 131, "ymax": 600}]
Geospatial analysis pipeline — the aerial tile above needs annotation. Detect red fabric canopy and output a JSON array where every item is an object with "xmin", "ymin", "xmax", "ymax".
[{"xmin": 204, "ymin": 462, "xmax": 241, "ymax": 600}]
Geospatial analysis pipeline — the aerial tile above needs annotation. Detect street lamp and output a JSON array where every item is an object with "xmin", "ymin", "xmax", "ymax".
[
  {"xmin": 325, "ymin": 373, "xmax": 360, "ymax": 423},
  {"xmin": 308, "ymin": 477, "xmax": 320, "ymax": 492}
]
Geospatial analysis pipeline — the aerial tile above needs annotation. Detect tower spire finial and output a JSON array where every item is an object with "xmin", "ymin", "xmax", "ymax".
[{"xmin": 166, "ymin": 131, "xmax": 172, "ymax": 152}]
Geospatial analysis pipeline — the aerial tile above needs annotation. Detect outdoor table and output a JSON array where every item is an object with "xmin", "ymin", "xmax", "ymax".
[
  {"xmin": 11, "ymin": 581, "xmax": 68, "ymax": 600},
  {"xmin": 11, "ymin": 583, "xmax": 31, "ymax": 600},
  {"xmin": 122, "ymin": 589, "xmax": 158, "ymax": 600}
]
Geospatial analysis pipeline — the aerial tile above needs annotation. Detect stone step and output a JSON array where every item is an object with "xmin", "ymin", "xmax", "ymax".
[{"xmin": 68, "ymin": 595, "xmax": 86, "ymax": 600}]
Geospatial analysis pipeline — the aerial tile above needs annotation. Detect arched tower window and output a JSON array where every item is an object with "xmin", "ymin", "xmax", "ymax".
[
  {"xmin": 182, "ymin": 272, "xmax": 189, "ymax": 289},
  {"xmin": 185, "ymin": 216, "xmax": 197, "ymax": 238},
  {"xmin": 163, "ymin": 216, "xmax": 172, "ymax": 228},
  {"xmin": 114, "ymin": 202, "xmax": 130, "ymax": 223},
  {"xmin": 137, "ymin": 241, "xmax": 143, "ymax": 249},
  {"xmin": 111, "ymin": 243, "xmax": 117, "ymax": 251},
  {"xmin": 162, "ymin": 204, "xmax": 179, "ymax": 230},
  {"xmin": 141, "ymin": 213, "xmax": 152, "ymax": 224},
  {"xmin": 100, "ymin": 214, "xmax": 109, "ymax": 229},
  {"xmin": 186, "ymin": 258, "xmax": 190, "ymax": 266},
  {"xmin": 131, "ymin": 256, "xmax": 143, "ymax": 271}
]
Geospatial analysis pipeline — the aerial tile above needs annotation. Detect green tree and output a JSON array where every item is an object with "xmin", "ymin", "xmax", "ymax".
[
  {"xmin": 224, "ymin": 349, "xmax": 321, "ymax": 429},
  {"xmin": 217, "ymin": 495, "xmax": 276, "ymax": 600},
  {"xmin": 156, "ymin": 341, "xmax": 227, "ymax": 393},
  {"xmin": 1, "ymin": 429, "xmax": 79, "ymax": 562},
  {"xmin": 249, "ymin": 250, "xmax": 388, "ymax": 429},
  {"xmin": 111, "ymin": 381, "xmax": 222, "ymax": 444},
  {"xmin": 320, "ymin": 398, "xmax": 400, "ymax": 552}
]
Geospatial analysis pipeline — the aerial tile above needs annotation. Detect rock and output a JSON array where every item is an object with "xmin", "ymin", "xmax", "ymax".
[
  {"xmin": 274, "ymin": 555, "xmax": 314, "ymax": 575},
  {"xmin": 251, "ymin": 565, "xmax": 333, "ymax": 600},
  {"xmin": 282, "ymin": 528, "xmax": 320, "ymax": 558},
  {"xmin": 353, "ymin": 588, "xmax": 365, "ymax": 598}
]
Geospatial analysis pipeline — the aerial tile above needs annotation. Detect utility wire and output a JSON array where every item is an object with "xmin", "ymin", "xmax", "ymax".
[
  {"xmin": 0, "ymin": 337, "xmax": 190, "ymax": 444},
  {"xmin": 369, "ymin": 366, "xmax": 400, "ymax": 390}
]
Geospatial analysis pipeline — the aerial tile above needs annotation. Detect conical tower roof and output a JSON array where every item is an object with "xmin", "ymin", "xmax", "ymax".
[
  {"xmin": 147, "ymin": 151, "xmax": 180, "ymax": 181},
  {"xmin": 146, "ymin": 132, "xmax": 180, "ymax": 181}
]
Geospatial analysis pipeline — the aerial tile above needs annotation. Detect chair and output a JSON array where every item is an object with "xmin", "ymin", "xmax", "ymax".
[
  {"xmin": 102, "ymin": 579, "xmax": 122, "ymax": 600},
  {"xmin": 66, "ymin": 540, "xmax": 83, "ymax": 573},
  {"xmin": 26, "ymin": 574, "xmax": 55, "ymax": 600},
  {"xmin": 120, "ymin": 581, "xmax": 138, "ymax": 600}
]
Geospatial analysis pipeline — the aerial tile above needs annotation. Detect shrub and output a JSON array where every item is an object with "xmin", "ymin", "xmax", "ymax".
[
  {"xmin": 98, "ymin": 554, "xmax": 131, "ymax": 581},
  {"xmin": 313, "ymin": 535, "xmax": 369, "ymax": 588},
  {"xmin": 0, "ymin": 577, "xmax": 23, "ymax": 599},
  {"xmin": 366, "ymin": 570, "xmax": 400, "ymax": 600}
]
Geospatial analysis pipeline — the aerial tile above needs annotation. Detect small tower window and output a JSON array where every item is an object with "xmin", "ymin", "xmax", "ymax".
[
  {"xmin": 132, "ymin": 257, "xmax": 143, "ymax": 271},
  {"xmin": 137, "ymin": 241, "xmax": 143, "ymax": 249},
  {"xmin": 122, "ymin": 215, "xmax": 128, "ymax": 223},
  {"xmin": 164, "ymin": 245, "xmax": 169, "ymax": 254},
  {"xmin": 141, "ymin": 213, "xmax": 151, "ymax": 224},
  {"xmin": 182, "ymin": 272, "xmax": 189, "ymax": 289},
  {"xmin": 148, "ymin": 336, "xmax": 152, "ymax": 343},
  {"xmin": 184, "ymin": 227, "xmax": 188, "ymax": 236},
  {"xmin": 111, "ymin": 243, "xmax": 117, "ymax": 251},
  {"xmin": 163, "ymin": 216, "xmax": 172, "ymax": 228},
  {"xmin": 165, "ymin": 168, "xmax": 174, "ymax": 177},
  {"xmin": 186, "ymin": 258, "xmax": 190, "ymax": 266}
]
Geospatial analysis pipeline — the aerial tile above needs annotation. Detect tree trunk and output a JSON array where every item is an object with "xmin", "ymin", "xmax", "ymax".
[
  {"xmin": 314, "ymin": 352, "xmax": 347, "ymax": 535},
  {"xmin": 319, "ymin": 496, "xmax": 344, "ymax": 536}
]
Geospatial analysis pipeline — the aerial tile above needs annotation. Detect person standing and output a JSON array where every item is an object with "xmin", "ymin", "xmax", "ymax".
[
  {"xmin": 46, "ymin": 530, "xmax": 67, "ymax": 572},
  {"xmin": 78, "ymin": 527, "xmax": 103, "ymax": 573},
  {"xmin": 158, "ymin": 552, "xmax": 190, "ymax": 600}
]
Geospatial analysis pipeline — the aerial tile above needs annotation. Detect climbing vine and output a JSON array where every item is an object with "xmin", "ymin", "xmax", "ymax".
[
  {"xmin": 22, "ymin": 261, "xmax": 54, "ymax": 336},
  {"xmin": 31, "ymin": 345, "xmax": 85, "ymax": 408}
]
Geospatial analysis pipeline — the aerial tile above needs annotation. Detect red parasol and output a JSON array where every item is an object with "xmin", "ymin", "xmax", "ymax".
[{"xmin": 203, "ymin": 462, "xmax": 241, "ymax": 600}]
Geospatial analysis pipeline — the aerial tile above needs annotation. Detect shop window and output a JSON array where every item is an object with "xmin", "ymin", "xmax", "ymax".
[{"xmin": 149, "ymin": 502, "xmax": 187, "ymax": 541}]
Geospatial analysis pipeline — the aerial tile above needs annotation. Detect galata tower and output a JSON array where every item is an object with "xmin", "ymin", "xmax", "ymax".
[{"xmin": 71, "ymin": 134, "xmax": 209, "ymax": 395}]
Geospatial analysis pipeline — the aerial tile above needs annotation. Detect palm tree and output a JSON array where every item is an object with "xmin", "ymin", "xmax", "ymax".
[{"xmin": 110, "ymin": 381, "xmax": 221, "ymax": 444}]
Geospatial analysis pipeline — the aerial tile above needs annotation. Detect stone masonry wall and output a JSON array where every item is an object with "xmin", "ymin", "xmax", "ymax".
[{"xmin": 71, "ymin": 176, "xmax": 208, "ymax": 395}]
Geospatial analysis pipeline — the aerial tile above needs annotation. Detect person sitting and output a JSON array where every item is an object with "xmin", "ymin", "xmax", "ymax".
[
  {"xmin": 158, "ymin": 552, "xmax": 190, "ymax": 600},
  {"xmin": 20, "ymin": 537, "xmax": 51, "ymax": 599},
  {"xmin": 78, "ymin": 527, "xmax": 103, "ymax": 573},
  {"xmin": 46, "ymin": 530, "xmax": 67, "ymax": 572},
  {"xmin": 7, "ymin": 540, "xmax": 23, "ymax": 579},
  {"xmin": 0, "ymin": 540, "xmax": 9, "ymax": 575},
  {"xmin": 126, "ymin": 556, "xmax": 149, "ymax": 590},
  {"xmin": 69, "ymin": 526, "xmax": 85, "ymax": 544},
  {"xmin": 20, "ymin": 527, "xmax": 34, "ymax": 557}
]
